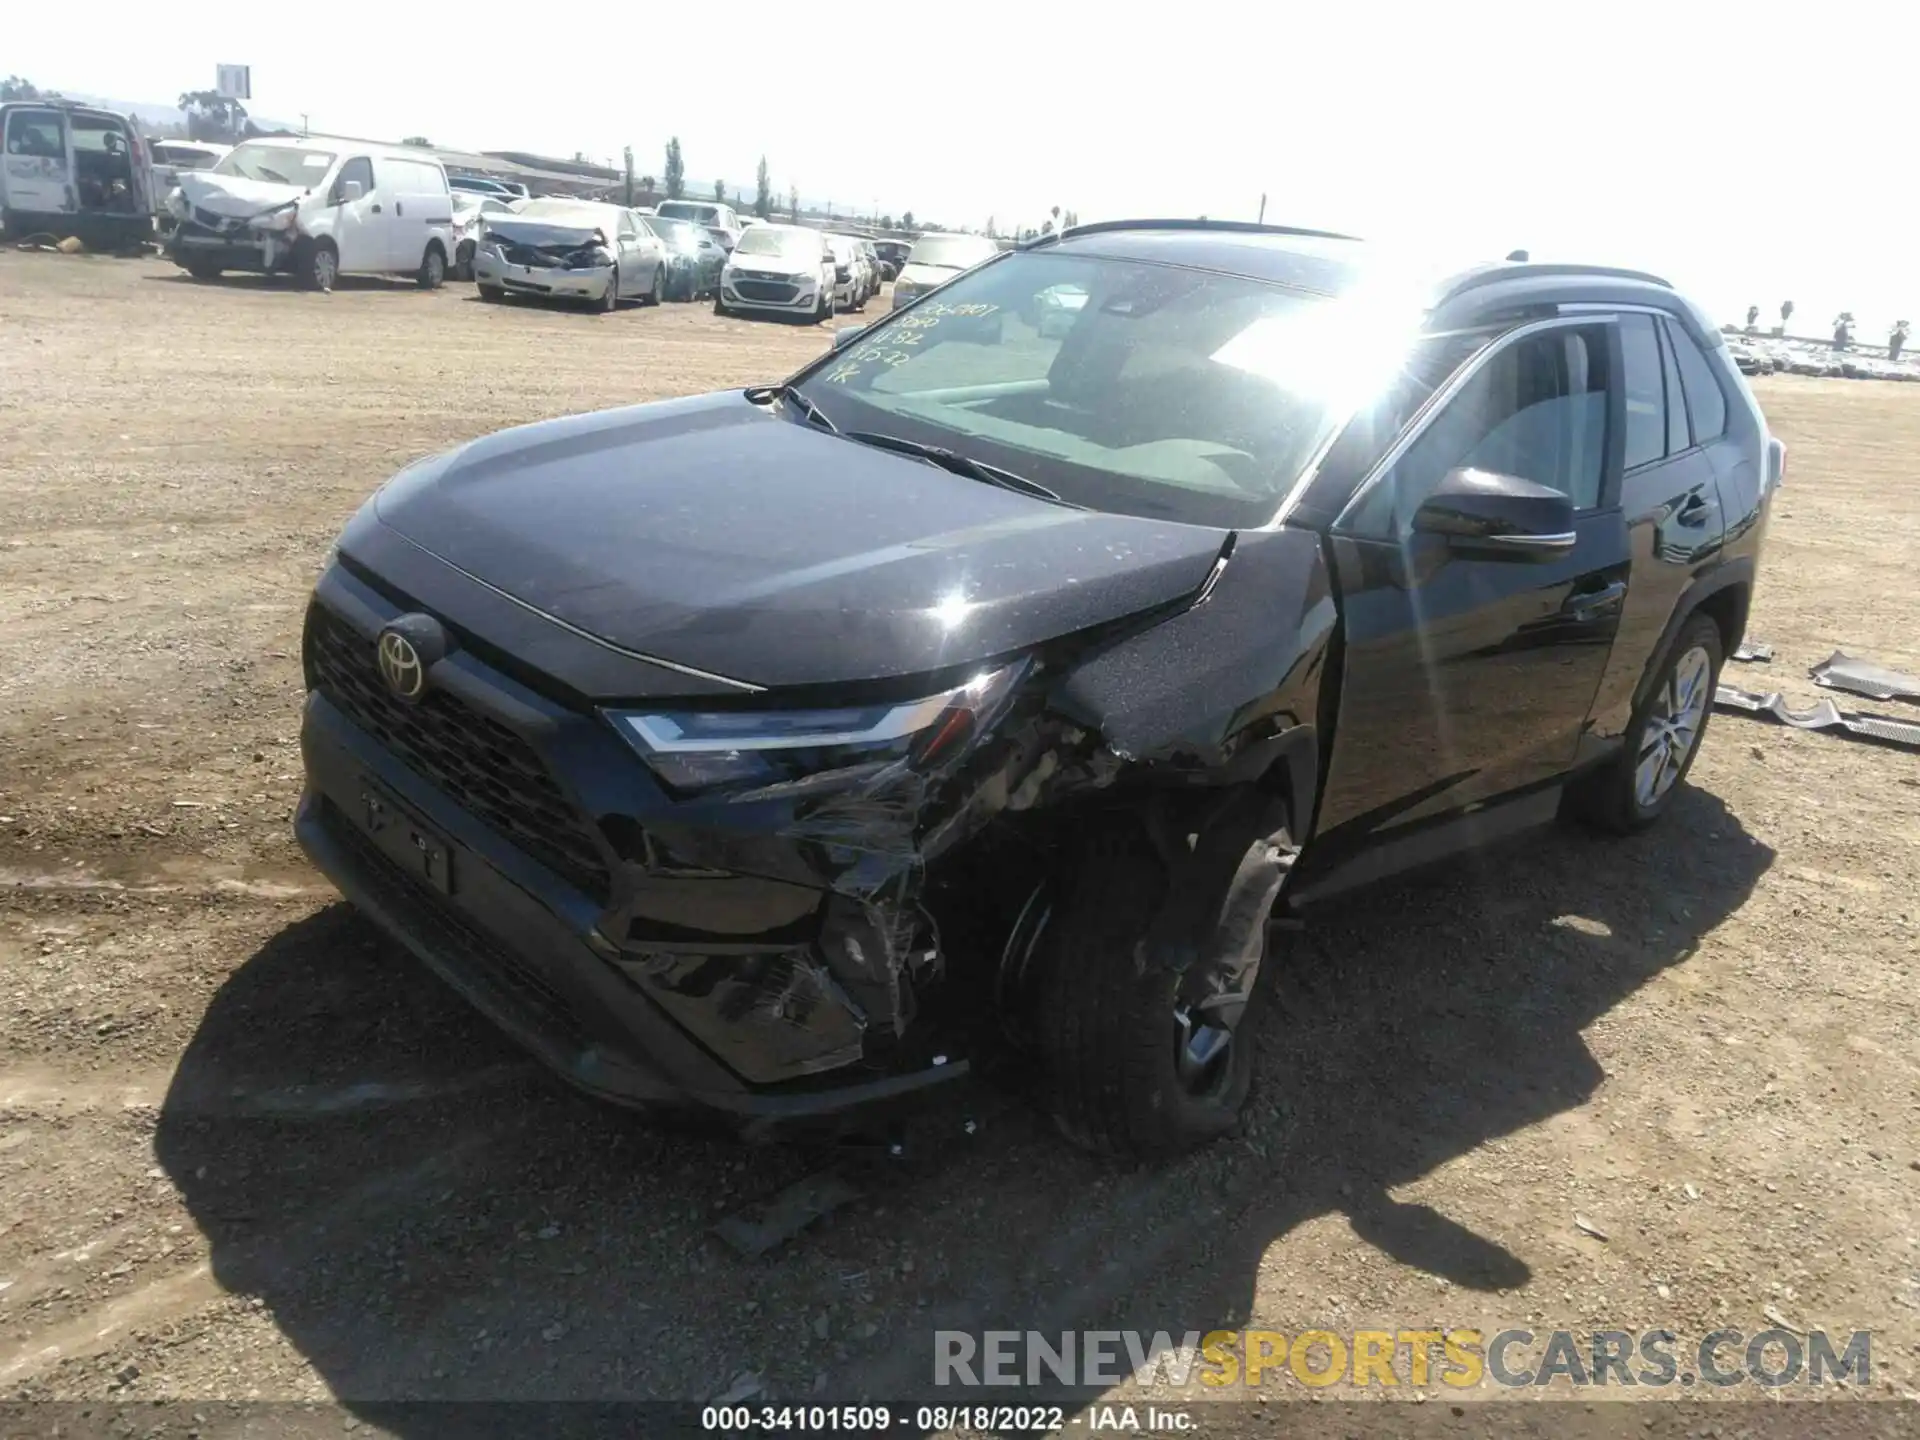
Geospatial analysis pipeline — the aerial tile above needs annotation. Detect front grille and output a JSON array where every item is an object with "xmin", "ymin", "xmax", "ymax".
[
  {"xmin": 735, "ymin": 280, "xmax": 799, "ymax": 303},
  {"xmin": 499, "ymin": 241, "xmax": 563, "ymax": 268},
  {"xmin": 305, "ymin": 603, "xmax": 611, "ymax": 903},
  {"xmin": 192, "ymin": 207, "xmax": 238, "ymax": 231}
]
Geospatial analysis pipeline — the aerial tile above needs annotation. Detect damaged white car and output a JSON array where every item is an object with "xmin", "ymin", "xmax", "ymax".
[
  {"xmin": 471, "ymin": 199, "xmax": 669, "ymax": 312},
  {"xmin": 163, "ymin": 136, "xmax": 456, "ymax": 291}
]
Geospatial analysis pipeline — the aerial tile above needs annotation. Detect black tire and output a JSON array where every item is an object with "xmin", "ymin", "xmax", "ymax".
[
  {"xmin": 478, "ymin": 284, "xmax": 504, "ymax": 303},
  {"xmin": 599, "ymin": 266, "xmax": 620, "ymax": 313},
  {"xmin": 816, "ymin": 290, "xmax": 832, "ymax": 324},
  {"xmin": 643, "ymin": 264, "xmax": 665, "ymax": 306},
  {"xmin": 417, "ymin": 244, "xmax": 446, "ymax": 290},
  {"xmin": 183, "ymin": 259, "xmax": 223, "ymax": 281},
  {"xmin": 1024, "ymin": 828, "xmax": 1262, "ymax": 1159},
  {"xmin": 1565, "ymin": 612, "xmax": 1724, "ymax": 835},
  {"xmin": 455, "ymin": 240, "xmax": 475, "ymax": 281},
  {"xmin": 714, "ymin": 294, "xmax": 730, "ymax": 317},
  {"xmin": 297, "ymin": 238, "xmax": 337, "ymax": 292}
]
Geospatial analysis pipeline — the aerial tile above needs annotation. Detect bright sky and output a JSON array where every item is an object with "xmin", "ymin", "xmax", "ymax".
[{"xmin": 11, "ymin": 3, "xmax": 1912, "ymax": 336}]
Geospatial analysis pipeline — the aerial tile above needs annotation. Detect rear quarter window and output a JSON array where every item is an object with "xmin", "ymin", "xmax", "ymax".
[{"xmin": 1666, "ymin": 321, "xmax": 1729, "ymax": 444}]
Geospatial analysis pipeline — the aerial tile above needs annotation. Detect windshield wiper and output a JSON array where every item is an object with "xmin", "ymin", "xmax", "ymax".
[
  {"xmin": 842, "ymin": 431, "xmax": 1077, "ymax": 507},
  {"xmin": 744, "ymin": 383, "xmax": 837, "ymax": 434}
]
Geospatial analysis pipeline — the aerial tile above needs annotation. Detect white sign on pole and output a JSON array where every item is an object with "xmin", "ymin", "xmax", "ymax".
[{"xmin": 215, "ymin": 64, "xmax": 251, "ymax": 100}]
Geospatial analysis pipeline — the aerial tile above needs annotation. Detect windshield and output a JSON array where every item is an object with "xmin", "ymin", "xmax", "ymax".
[
  {"xmin": 509, "ymin": 198, "xmax": 612, "ymax": 228},
  {"xmin": 794, "ymin": 252, "xmax": 1369, "ymax": 528},
  {"xmin": 658, "ymin": 201, "xmax": 720, "ymax": 224},
  {"xmin": 654, "ymin": 218, "xmax": 702, "ymax": 250},
  {"xmin": 734, "ymin": 227, "xmax": 822, "ymax": 261},
  {"xmin": 907, "ymin": 235, "xmax": 999, "ymax": 271},
  {"xmin": 213, "ymin": 144, "xmax": 336, "ymax": 187}
]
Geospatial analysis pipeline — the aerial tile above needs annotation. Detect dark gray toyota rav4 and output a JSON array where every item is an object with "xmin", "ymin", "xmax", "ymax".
[{"xmin": 296, "ymin": 220, "xmax": 1783, "ymax": 1158}]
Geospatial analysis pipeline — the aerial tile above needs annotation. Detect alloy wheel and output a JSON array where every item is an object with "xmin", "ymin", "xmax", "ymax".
[{"xmin": 1634, "ymin": 644, "xmax": 1712, "ymax": 808}]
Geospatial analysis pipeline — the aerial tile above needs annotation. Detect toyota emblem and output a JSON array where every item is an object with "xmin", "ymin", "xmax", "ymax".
[{"xmin": 377, "ymin": 630, "xmax": 426, "ymax": 700}]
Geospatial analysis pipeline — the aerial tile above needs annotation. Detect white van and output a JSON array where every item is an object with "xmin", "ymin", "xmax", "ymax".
[
  {"xmin": 1, "ymin": 100, "xmax": 154, "ymax": 249},
  {"xmin": 163, "ymin": 135, "xmax": 456, "ymax": 291}
]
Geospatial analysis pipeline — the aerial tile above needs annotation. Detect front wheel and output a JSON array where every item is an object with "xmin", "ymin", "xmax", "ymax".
[
  {"xmin": 297, "ymin": 238, "xmax": 337, "ymax": 292},
  {"xmin": 454, "ymin": 241, "xmax": 475, "ymax": 281},
  {"xmin": 1020, "ymin": 829, "xmax": 1263, "ymax": 1159},
  {"xmin": 183, "ymin": 259, "xmax": 223, "ymax": 281},
  {"xmin": 477, "ymin": 283, "xmax": 504, "ymax": 303},
  {"xmin": 1565, "ymin": 612, "xmax": 1723, "ymax": 834},
  {"xmin": 416, "ymin": 245, "xmax": 446, "ymax": 290}
]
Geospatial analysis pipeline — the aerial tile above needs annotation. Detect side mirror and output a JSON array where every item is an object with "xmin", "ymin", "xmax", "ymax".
[
  {"xmin": 832, "ymin": 325, "xmax": 866, "ymax": 350},
  {"xmin": 1411, "ymin": 467, "xmax": 1576, "ymax": 558},
  {"xmin": 338, "ymin": 179, "xmax": 365, "ymax": 204}
]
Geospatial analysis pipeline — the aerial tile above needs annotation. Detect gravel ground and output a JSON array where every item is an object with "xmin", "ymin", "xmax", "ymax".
[{"xmin": 1, "ymin": 252, "xmax": 1917, "ymax": 1429}]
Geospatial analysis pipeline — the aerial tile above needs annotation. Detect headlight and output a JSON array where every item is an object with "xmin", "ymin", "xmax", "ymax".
[
  {"xmin": 604, "ymin": 662, "xmax": 1026, "ymax": 793},
  {"xmin": 254, "ymin": 203, "xmax": 299, "ymax": 233},
  {"xmin": 166, "ymin": 188, "xmax": 190, "ymax": 220}
]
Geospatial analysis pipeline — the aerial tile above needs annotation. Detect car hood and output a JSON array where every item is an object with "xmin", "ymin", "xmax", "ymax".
[
  {"xmin": 727, "ymin": 254, "xmax": 816, "ymax": 277},
  {"xmin": 482, "ymin": 218, "xmax": 607, "ymax": 248},
  {"xmin": 365, "ymin": 393, "xmax": 1229, "ymax": 691},
  {"xmin": 176, "ymin": 170, "xmax": 310, "ymax": 217},
  {"xmin": 896, "ymin": 262, "xmax": 962, "ymax": 290}
]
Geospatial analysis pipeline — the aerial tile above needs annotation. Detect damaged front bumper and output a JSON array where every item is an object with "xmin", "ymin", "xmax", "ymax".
[
  {"xmin": 293, "ymin": 571, "xmax": 1001, "ymax": 1135},
  {"xmin": 165, "ymin": 220, "xmax": 294, "ymax": 272},
  {"xmin": 471, "ymin": 246, "xmax": 614, "ymax": 301}
]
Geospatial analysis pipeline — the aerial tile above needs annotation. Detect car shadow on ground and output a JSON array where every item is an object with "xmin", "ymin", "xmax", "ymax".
[
  {"xmin": 153, "ymin": 784, "xmax": 1770, "ymax": 1425},
  {"xmin": 143, "ymin": 272, "xmax": 431, "ymax": 293}
]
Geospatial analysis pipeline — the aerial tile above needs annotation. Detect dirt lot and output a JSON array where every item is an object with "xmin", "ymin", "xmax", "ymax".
[{"xmin": 2, "ymin": 252, "xmax": 1918, "ymax": 1425}]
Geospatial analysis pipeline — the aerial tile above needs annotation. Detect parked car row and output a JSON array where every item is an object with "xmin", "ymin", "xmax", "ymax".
[
  {"xmin": 1727, "ymin": 337, "xmax": 1920, "ymax": 381},
  {"xmin": 22, "ymin": 122, "xmax": 1000, "ymax": 322}
]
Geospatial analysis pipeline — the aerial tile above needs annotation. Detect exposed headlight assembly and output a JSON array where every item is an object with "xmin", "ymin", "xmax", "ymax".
[
  {"xmin": 252, "ymin": 202, "xmax": 299, "ymax": 233},
  {"xmin": 605, "ymin": 661, "xmax": 1026, "ymax": 793}
]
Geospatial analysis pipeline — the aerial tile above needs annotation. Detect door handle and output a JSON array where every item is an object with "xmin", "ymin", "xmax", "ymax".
[
  {"xmin": 1563, "ymin": 578, "xmax": 1627, "ymax": 621},
  {"xmin": 370, "ymin": 203, "xmax": 382, "ymax": 213},
  {"xmin": 1675, "ymin": 491, "xmax": 1716, "ymax": 527},
  {"xmin": 395, "ymin": 200, "xmax": 405, "ymax": 217}
]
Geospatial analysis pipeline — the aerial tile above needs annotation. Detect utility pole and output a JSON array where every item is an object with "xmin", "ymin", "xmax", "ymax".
[
  {"xmin": 300, "ymin": 113, "xmax": 310, "ymax": 135},
  {"xmin": 1257, "ymin": 193, "xmax": 1266, "ymax": 224},
  {"xmin": 623, "ymin": 145, "xmax": 634, "ymax": 207}
]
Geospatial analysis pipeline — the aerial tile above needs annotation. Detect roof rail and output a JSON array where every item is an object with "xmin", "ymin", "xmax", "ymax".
[
  {"xmin": 1025, "ymin": 217, "xmax": 1362, "ymax": 249},
  {"xmin": 1442, "ymin": 260, "xmax": 1673, "ymax": 301}
]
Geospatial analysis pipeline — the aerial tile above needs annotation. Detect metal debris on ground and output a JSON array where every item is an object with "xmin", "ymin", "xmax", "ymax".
[
  {"xmin": 1732, "ymin": 640, "xmax": 1775, "ymax": 663},
  {"xmin": 1573, "ymin": 1213, "xmax": 1609, "ymax": 1241},
  {"xmin": 1810, "ymin": 650, "xmax": 1920, "ymax": 703},
  {"xmin": 1714, "ymin": 685, "xmax": 1920, "ymax": 751},
  {"xmin": 710, "ymin": 1170, "xmax": 863, "ymax": 1259}
]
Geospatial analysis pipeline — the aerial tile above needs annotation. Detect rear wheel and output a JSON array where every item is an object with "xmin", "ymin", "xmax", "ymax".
[
  {"xmin": 599, "ymin": 266, "xmax": 620, "ymax": 313},
  {"xmin": 1566, "ymin": 612, "xmax": 1723, "ymax": 834},
  {"xmin": 643, "ymin": 264, "xmax": 665, "ymax": 306},
  {"xmin": 1019, "ymin": 827, "xmax": 1264, "ymax": 1159}
]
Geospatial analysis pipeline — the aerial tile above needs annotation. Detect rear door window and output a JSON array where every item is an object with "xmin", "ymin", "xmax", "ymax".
[
  {"xmin": 1657, "ymin": 320, "xmax": 1690, "ymax": 455},
  {"xmin": 1618, "ymin": 314, "xmax": 1668, "ymax": 470}
]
